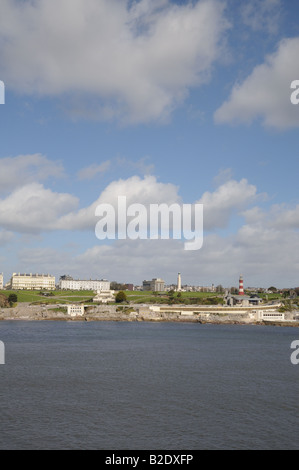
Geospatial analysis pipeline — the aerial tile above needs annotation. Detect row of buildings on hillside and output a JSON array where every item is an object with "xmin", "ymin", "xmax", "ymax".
[
  {"xmin": 58, "ymin": 275, "xmax": 110, "ymax": 291},
  {"xmin": 0, "ymin": 271, "xmax": 214, "ymax": 293},
  {"xmin": 1, "ymin": 272, "xmax": 289, "ymax": 297},
  {"xmin": 0, "ymin": 273, "xmax": 110, "ymax": 291}
]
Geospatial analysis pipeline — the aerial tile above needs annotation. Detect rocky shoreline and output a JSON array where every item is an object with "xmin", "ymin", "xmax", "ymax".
[{"xmin": 0, "ymin": 303, "xmax": 298, "ymax": 327}]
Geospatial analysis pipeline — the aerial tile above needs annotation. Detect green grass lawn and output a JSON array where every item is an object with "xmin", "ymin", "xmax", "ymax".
[
  {"xmin": 0, "ymin": 289, "xmax": 221, "ymax": 305},
  {"xmin": 2, "ymin": 289, "xmax": 276, "ymax": 306},
  {"xmin": 0, "ymin": 290, "xmax": 97, "ymax": 304},
  {"xmin": 125, "ymin": 290, "xmax": 222, "ymax": 304}
]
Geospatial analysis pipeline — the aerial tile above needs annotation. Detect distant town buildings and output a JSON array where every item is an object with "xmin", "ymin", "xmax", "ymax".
[
  {"xmin": 7, "ymin": 273, "xmax": 55, "ymax": 291},
  {"xmin": 171, "ymin": 284, "xmax": 215, "ymax": 293},
  {"xmin": 143, "ymin": 278, "xmax": 165, "ymax": 292},
  {"xmin": 59, "ymin": 275, "xmax": 110, "ymax": 291},
  {"xmin": 0, "ymin": 273, "xmax": 3, "ymax": 290},
  {"xmin": 225, "ymin": 293, "xmax": 263, "ymax": 307}
]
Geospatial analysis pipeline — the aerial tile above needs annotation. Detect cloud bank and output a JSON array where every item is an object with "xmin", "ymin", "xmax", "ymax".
[
  {"xmin": 0, "ymin": 0, "xmax": 229, "ymax": 124},
  {"xmin": 215, "ymin": 37, "xmax": 299, "ymax": 129}
]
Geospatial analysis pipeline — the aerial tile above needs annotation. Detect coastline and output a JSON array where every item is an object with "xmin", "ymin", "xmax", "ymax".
[{"xmin": 0, "ymin": 303, "xmax": 298, "ymax": 327}]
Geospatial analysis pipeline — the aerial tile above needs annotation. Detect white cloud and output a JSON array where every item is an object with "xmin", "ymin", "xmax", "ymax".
[
  {"xmin": 0, "ymin": 154, "xmax": 64, "ymax": 194},
  {"xmin": 0, "ymin": 0, "xmax": 229, "ymax": 124},
  {"xmin": 271, "ymin": 205, "xmax": 299, "ymax": 229},
  {"xmin": 16, "ymin": 224, "xmax": 299, "ymax": 288},
  {"xmin": 197, "ymin": 178, "xmax": 258, "ymax": 230},
  {"xmin": 243, "ymin": 203, "xmax": 299, "ymax": 231},
  {"xmin": 56, "ymin": 175, "xmax": 181, "ymax": 231},
  {"xmin": 0, "ymin": 183, "xmax": 78, "ymax": 233},
  {"xmin": 56, "ymin": 176, "xmax": 261, "ymax": 233},
  {"xmin": 214, "ymin": 37, "xmax": 299, "ymax": 129},
  {"xmin": 77, "ymin": 161, "xmax": 111, "ymax": 180},
  {"xmin": 240, "ymin": 0, "xmax": 282, "ymax": 34},
  {"xmin": 0, "ymin": 173, "xmax": 261, "ymax": 235},
  {"xmin": 3, "ymin": 175, "xmax": 297, "ymax": 287}
]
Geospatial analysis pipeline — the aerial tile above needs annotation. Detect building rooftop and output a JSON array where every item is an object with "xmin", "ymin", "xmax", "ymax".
[{"xmin": 13, "ymin": 273, "xmax": 54, "ymax": 277}]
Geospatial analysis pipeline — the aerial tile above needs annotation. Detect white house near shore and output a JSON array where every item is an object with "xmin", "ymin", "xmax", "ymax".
[{"xmin": 67, "ymin": 305, "xmax": 85, "ymax": 317}]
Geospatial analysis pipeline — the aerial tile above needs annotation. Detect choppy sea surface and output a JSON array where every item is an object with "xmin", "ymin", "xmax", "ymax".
[{"xmin": 0, "ymin": 321, "xmax": 298, "ymax": 450}]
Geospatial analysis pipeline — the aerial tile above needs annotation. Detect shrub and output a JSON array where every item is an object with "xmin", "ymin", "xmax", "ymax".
[
  {"xmin": 115, "ymin": 291, "xmax": 127, "ymax": 303},
  {"xmin": 8, "ymin": 293, "xmax": 18, "ymax": 305}
]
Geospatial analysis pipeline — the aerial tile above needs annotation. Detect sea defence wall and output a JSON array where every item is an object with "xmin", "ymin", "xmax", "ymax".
[{"xmin": 0, "ymin": 301, "xmax": 298, "ymax": 326}]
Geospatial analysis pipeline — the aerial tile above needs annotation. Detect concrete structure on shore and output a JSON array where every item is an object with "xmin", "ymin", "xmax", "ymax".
[
  {"xmin": 8, "ymin": 273, "xmax": 55, "ymax": 291},
  {"xmin": 225, "ymin": 293, "xmax": 263, "ymax": 307},
  {"xmin": 257, "ymin": 311, "xmax": 285, "ymax": 321},
  {"xmin": 143, "ymin": 278, "xmax": 165, "ymax": 292},
  {"xmin": 0, "ymin": 299, "xmax": 296, "ymax": 325},
  {"xmin": 143, "ymin": 302, "xmax": 286, "ymax": 322},
  {"xmin": 59, "ymin": 275, "xmax": 110, "ymax": 291},
  {"xmin": 67, "ymin": 304, "xmax": 85, "ymax": 317}
]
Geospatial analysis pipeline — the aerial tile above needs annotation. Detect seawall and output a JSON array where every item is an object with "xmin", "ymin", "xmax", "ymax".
[{"xmin": 0, "ymin": 303, "xmax": 298, "ymax": 327}]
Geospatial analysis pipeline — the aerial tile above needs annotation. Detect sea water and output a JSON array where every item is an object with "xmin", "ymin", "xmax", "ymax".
[{"xmin": 0, "ymin": 321, "xmax": 298, "ymax": 450}]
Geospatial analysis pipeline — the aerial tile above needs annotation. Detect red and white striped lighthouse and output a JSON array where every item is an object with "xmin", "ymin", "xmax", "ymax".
[{"xmin": 239, "ymin": 275, "xmax": 244, "ymax": 295}]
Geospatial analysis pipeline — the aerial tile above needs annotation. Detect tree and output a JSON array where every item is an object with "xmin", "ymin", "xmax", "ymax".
[
  {"xmin": 168, "ymin": 290, "xmax": 174, "ymax": 299},
  {"xmin": 115, "ymin": 291, "xmax": 127, "ymax": 303},
  {"xmin": 8, "ymin": 293, "xmax": 18, "ymax": 305},
  {"xmin": 111, "ymin": 282, "xmax": 127, "ymax": 291}
]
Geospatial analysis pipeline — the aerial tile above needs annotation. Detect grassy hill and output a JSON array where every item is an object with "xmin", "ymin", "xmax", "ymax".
[
  {"xmin": 0, "ymin": 290, "xmax": 95, "ymax": 305},
  {"xmin": 0, "ymin": 289, "xmax": 275, "ymax": 306},
  {"xmin": 0, "ymin": 289, "xmax": 222, "ymax": 306}
]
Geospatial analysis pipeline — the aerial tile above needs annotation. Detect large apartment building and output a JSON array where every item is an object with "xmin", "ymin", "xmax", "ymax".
[
  {"xmin": 59, "ymin": 275, "xmax": 110, "ymax": 291},
  {"xmin": 9, "ymin": 273, "xmax": 56, "ymax": 290},
  {"xmin": 142, "ymin": 278, "xmax": 165, "ymax": 292}
]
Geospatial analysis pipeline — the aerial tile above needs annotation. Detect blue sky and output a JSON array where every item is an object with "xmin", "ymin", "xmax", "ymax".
[{"xmin": 0, "ymin": 0, "xmax": 299, "ymax": 288}]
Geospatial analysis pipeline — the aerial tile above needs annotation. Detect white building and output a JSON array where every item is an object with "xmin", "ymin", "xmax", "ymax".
[
  {"xmin": 257, "ymin": 310, "xmax": 285, "ymax": 321},
  {"xmin": 59, "ymin": 276, "xmax": 110, "ymax": 291},
  {"xmin": 67, "ymin": 304, "xmax": 85, "ymax": 317},
  {"xmin": 0, "ymin": 273, "xmax": 3, "ymax": 290},
  {"xmin": 9, "ymin": 273, "xmax": 55, "ymax": 291},
  {"xmin": 93, "ymin": 290, "xmax": 116, "ymax": 304}
]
